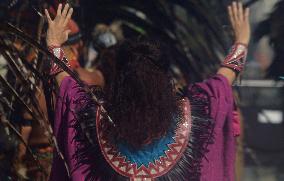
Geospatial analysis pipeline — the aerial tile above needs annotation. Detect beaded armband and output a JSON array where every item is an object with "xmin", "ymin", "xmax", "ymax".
[
  {"xmin": 221, "ymin": 43, "xmax": 248, "ymax": 73},
  {"xmin": 48, "ymin": 46, "xmax": 71, "ymax": 76}
]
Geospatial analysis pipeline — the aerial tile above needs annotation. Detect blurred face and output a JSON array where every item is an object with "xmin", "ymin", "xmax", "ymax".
[
  {"xmin": 63, "ymin": 40, "xmax": 83, "ymax": 60},
  {"xmin": 74, "ymin": 40, "xmax": 83, "ymax": 51}
]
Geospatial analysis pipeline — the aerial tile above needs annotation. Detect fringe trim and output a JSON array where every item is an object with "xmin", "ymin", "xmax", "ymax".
[
  {"xmin": 156, "ymin": 84, "xmax": 215, "ymax": 181},
  {"xmin": 71, "ymin": 90, "xmax": 123, "ymax": 180},
  {"xmin": 71, "ymin": 84, "xmax": 214, "ymax": 181}
]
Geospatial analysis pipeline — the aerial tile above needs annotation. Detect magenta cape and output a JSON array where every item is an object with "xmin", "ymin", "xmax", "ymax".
[{"xmin": 49, "ymin": 74, "xmax": 239, "ymax": 181}]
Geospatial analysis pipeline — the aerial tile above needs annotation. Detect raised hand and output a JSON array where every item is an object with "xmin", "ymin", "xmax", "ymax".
[
  {"xmin": 45, "ymin": 4, "xmax": 73, "ymax": 47},
  {"xmin": 228, "ymin": 1, "xmax": 250, "ymax": 45}
]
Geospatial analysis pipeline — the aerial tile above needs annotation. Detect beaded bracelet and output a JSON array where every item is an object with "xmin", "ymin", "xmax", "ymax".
[
  {"xmin": 221, "ymin": 43, "xmax": 248, "ymax": 73},
  {"xmin": 48, "ymin": 45, "xmax": 71, "ymax": 76}
]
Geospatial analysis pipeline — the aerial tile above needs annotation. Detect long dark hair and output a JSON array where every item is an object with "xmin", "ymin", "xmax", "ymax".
[{"xmin": 100, "ymin": 40, "xmax": 180, "ymax": 148}]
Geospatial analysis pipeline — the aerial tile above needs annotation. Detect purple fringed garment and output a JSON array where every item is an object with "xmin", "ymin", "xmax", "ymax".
[
  {"xmin": 49, "ymin": 76, "xmax": 91, "ymax": 180},
  {"xmin": 195, "ymin": 75, "xmax": 238, "ymax": 181},
  {"xmin": 49, "ymin": 74, "xmax": 238, "ymax": 181}
]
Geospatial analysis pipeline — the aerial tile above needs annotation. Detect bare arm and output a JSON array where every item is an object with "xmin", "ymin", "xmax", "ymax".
[
  {"xmin": 217, "ymin": 68, "xmax": 236, "ymax": 85},
  {"xmin": 45, "ymin": 4, "xmax": 73, "ymax": 85},
  {"xmin": 218, "ymin": 1, "xmax": 250, "ymax": 85}
]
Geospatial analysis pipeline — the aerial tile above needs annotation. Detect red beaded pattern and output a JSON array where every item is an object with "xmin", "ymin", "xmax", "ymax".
[
  {"xmin": 96, "ymin": 99, "xmax": 192, "ymax": 180},
  {"xmin": 221, "ymin": 43, "xmax": 248, "ymax": 73},
  {"xmin": 48, "ymin": 46, "xmax": 71, "ymax": 76}
]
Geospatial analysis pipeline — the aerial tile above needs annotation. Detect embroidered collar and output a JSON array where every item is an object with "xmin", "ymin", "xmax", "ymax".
[{"xmin": 96, "ymin": 99, "xmax": 191, "ymax": 180}]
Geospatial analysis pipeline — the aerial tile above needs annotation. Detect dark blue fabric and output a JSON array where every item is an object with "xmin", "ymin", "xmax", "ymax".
[{"xmin": 117, "ymin": 130, "xmax": 175, "ymax": 167}]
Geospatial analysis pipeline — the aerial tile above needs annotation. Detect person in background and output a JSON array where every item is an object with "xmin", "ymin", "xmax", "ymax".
[
  {"xmin": 45, "ymin": 2, "xmax": 250, "ymax": 180},
  {"xmin": 86, "ymin": 21, "xmax": 124, "ymax": 69},
  {"xmin": 61, "ymin": 19, "xmax": 104, "ymax": 86}
]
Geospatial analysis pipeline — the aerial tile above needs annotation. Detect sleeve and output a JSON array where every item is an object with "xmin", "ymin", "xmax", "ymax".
[
  {"xmin": 51, "ymin": 76, "xmax": 98, "ymax": 180},
  {"xmin": 187, "ymin": 74, "xmax": 238, "ymax": 180},
  {"xmin": 187, "ymin": 74, "xmax": 237, "ymax": 133}
]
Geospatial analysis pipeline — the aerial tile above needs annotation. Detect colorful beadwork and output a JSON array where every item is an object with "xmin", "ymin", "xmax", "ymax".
[
  {"xmin": 221, "ymin": 43, "xmax": 248, "ymax": 73},
  {"xmin": 96, "ymin": 100, "xmax": 192, "ymax": 180},
  {"xmin": 48, "ymin": 46, "xmax": 71, "ymax": 76}
]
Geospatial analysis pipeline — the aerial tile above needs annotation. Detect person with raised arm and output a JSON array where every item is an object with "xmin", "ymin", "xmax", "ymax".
[{"xmin": 45, "ymin": 2, "xmax": 250, "ymax": 180}]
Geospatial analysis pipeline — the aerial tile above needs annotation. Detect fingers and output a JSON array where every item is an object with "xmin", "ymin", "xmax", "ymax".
[
  {"xmin": 57, "ymin": 4, "xmax": 62, "ymax": 17},
  {"xmin": 238, "ymin": 2, "xmax": 243, "ymax": 21},
  {"xmin": 45, "ymin": 9, "xmax": 52, "ymax": 24},
  {"xmin": 244, "ymin": 8, "xmax": 250, "ymax": 22},
  {"xmin": 63, "ymin": 8, "xmax": 73, "ymax": 26},
  {"xmin": 228, "ymin": 6, "xmax": 235, "ymax": 27},
  {"xmin": 56, "ymin": 3, "xmax": 72, "ymax": 25},
  {"xmin": 52, "ymin": 3, "xmax": 73, "ymax": 27},
  {"xmin": 64, "ymin": 29, "xmax": 71, "ymax": 35},
  {"xmin": 232, "ymin": 2, "xmax": 238, "ymax": 22},
  {"xmin": 228, "ymin": 1, "xmax": 246, "ymax": 23},
  {"xmin": 61, "ymin": 3, "xmax": 69, "ymax": 18},
  {"xmin": 64, "ymin": 29, "xmax": 71, "ymax": 41}
]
